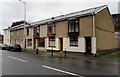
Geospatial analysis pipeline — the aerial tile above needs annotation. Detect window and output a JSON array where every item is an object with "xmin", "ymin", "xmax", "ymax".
[
  {"xmin": 37, "ymin": 38, "xmax": 45, "ymax": 47},
  {"xmin": 17, "ymin": 31, "xmax": 20, "ymax": 36},
  {"xmin": 70, "ymin": 37, "xmax": 78, "ymax": 46},
  {"xmin": 27, "ymin": 29, "xmax": 29, "ymax": 36},
  {"xmin": 49, "ymin": 37, "xmax": 55, "ymax": 47},
  {"xmin": 34, "ymin": 27, "xmax": 39, "ymax": 35},
  {"xmin": 68, "ymin": 19, "xmax": 79, "ymax": 33},
  {"xmin": 27, "ymin": 39, "xmax": 32, "ymax": 46},
  {"xmin": 11, "ymin": 32, "xmax": 13, "ymax": 36},
  {"xmin": 48, "ymin": 23, "xmax": 56, "ymax": 34}
]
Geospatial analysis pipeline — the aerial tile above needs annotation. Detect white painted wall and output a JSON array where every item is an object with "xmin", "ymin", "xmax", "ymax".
[
  {"xmin": 4, "ymin": 29, "xmax": 10, "ymax": 45},
  {"xmin": 64, "ymin": 37, "xmax": 86, "ymax": 53},
  {"xmin": 91, "ymin": 37, "xmax": 96, "ymax": 54},
  {"xmin": 26, "ymin": 27, "xmax": 34, "ymax": 49},
  {"xmin": 46, "ymin": 37, "xmax": 60, "ymax": 51}
]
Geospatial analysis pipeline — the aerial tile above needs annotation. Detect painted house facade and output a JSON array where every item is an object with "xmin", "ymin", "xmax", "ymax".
[
  {"xmin": 3, "ymin": 27, "xmax": 10, "ymax": 45},
  {"xmin": 8, "ymin": 5, "xmax": 118, "ymax": 55},
  {"xmin": 112, "ymin": 13, "xmax": 120, "ymax": 49},
  {"xmin": 0, "ymin": 34, "xmax": 4, "ymax": 44},
  {"xmin": 10, "ymin": 28, "xmax": 24, "ymax": 48}
]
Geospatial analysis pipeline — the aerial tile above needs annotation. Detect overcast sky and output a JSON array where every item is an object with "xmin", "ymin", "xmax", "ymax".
[{"xmin": 0, "ymin": 0, "xmax": 119, "ymax": 34}]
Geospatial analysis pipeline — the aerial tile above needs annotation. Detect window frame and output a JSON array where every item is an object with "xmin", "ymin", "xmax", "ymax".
[
  {"xmin": 68, "ymin": 18, "xmax": 79, "ymax": 33},
  {"xmin": 49, "ymin": 37, "xmax": 55, "ymax": 47},
  {"xmin": 11, "ymin": 32, "xmax": 13, "ymax": 36},
  {"xmin": 27, "ymin": 28, "xmax": 29, "ymax": 36},
  {"xmin": 37, "ymin": 38, "xmax": 45, "ymax": 47},
  {"xmin": 48, "ymin": 23, "xmax": 56, "ymax": 34},
  {"xmin": 69, "ymin": 37, "xmax": 78, "ymax": 47},
  {"xmin": 34, "ymin": 26, "xmax": 40, "ymax": 35},
  {"xmin": 27, "ymin": 39, "xmax": 32, "ymax": 47}
]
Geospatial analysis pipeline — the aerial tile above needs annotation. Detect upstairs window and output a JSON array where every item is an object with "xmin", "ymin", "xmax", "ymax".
[
  {"xmin": 11, "ymin": 32, "xmax": 13, "ymax": 36},
  {"xmin": 17, "ymin": 31, "xmax": 20, "ymax": 36},
  {"xmin": 68, "ymin": 18, "xmax": 79, "ymax": 33},
  {"xmin": 48, "ymin": 23, "xmax": 56, "ymax": 34},
  {"xmin": 27, "ymin": 29, "xmax": 29, "ymax": 36},
  {"xmin": 34, "ymin": 27, "xmax": 40, "ymax": 35}
]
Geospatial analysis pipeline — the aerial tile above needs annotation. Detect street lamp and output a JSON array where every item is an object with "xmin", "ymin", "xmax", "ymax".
[{"xmin": 19, "ymin": 0, "xmax": 26, "ymax": 49}]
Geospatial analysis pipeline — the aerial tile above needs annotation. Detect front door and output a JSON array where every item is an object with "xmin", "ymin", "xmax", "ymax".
[
  {"xmin": 25, "ymin": 39, "xmax": 26, "ymax": 49},
  {"xmin": 85, "ymin": 37, "xmax": 91, "ymax": 54},
  {"xmin": 34, "ymin": 39, "xmax": 36, "ymax": 49},
  {"xmin": 59, "ymin": 38, "xmax": 63, "ymax": 51}
]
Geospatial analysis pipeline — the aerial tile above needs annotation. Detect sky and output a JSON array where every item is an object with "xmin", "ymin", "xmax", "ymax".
[{"xmin": 0, "ymin": 0, "xmax": 119, "ymax": 34}]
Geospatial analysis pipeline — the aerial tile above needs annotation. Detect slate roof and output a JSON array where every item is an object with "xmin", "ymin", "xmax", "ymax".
[{"xmin": 10, "ymin": 5, "xmax": 108, "ymax": 31}]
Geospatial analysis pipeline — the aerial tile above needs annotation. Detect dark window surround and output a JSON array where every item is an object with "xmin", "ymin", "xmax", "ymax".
[
  {"xmin": 70, "ymin": 37, "xmax": 78, "ymax": 46},
  {"xmin": 48, "ymin": 23, "xmax": 56, "ymax": 34},
  {"xmin": 49, "ymin": 37, "xmax": 56, "ymax": 47},
  {"xmin": 37, "ymin": 38, "xmax": 45, "ymax": 47},
  {"xmin": 27, "ymin": 39, "xmax": 32, "ymax": 46},
  {"xmin": 34, "ymin": 26, "xmax": 40, "ymax": 35},
  {"xmin": 68, "ymin": 18, "xmax": 79, "ymax": 36}
]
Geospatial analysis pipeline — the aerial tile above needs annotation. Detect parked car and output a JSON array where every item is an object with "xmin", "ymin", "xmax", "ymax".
[
  {"xmin": 0, "ymin": 44, "xmax": 8, "ymax": 50},
  {"xmin": 7, "ymin": 44, "xmax": 22, "ymax": 52}
]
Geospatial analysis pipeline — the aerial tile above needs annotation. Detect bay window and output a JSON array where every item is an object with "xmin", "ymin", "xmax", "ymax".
[{"xmin": 68, "ymin": 18, "xmax": 79, "ymax": 36}]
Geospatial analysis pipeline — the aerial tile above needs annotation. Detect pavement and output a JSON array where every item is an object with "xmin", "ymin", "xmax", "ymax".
[
  {"xmin": 23, "ymin": 49, "xmax": 119, "ymax": 62},
  {"xmin": 1, "ymin": 49, "xmax": 119, "ymax": 77}
]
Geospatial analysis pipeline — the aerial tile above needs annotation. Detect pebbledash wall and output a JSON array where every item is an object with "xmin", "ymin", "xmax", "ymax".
[{"xmin": 8, "ymin": 5, "xmax": 118, "ymax": 55}]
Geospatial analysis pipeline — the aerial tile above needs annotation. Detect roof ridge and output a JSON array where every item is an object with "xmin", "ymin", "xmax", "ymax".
[
  {"xmin": 10, "ymin": 5, "xmax": 108, "ymax": 30},
  {"xmin": 34, "ymin": 5, "xmax": 108, "ymax": 24}
]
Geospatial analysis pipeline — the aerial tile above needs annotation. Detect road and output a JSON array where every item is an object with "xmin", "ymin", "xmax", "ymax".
[{"xmin": 1, "ymin": 50, "xmax": 119, "ymax": 77}]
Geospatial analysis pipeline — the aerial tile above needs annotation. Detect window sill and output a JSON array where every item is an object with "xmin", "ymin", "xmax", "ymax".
[
  {"xmin": 37, "ymin": 46, "xmax": 45, "ymax": 47},
  {"xmin": 70, "ymin": 45, "xmax": 78, "ymax": 47},
  {"xmin": 27, "ymin": 46, "xmax": 32, "ymax": 47},
  {"xmin": 49, "ymin": 46, "xmax": 56, "ymax": 48}
]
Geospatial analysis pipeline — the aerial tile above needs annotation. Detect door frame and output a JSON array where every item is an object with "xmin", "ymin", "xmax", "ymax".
[
  {"xmin": 85, "ymin": 37, "xmax": 91, "ymax": 54},
  {"xmin": 34, "ymin": 39, "xmax": 36, "ymax": 49},
  {"xmin": 59, "ymin": 38, "xmax": 63, "ymax": 51}
]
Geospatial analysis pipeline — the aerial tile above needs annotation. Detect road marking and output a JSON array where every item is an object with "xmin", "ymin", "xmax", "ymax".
[
  {"xmin": 17, "ymin": 58, "xmax": 28, "ymax": 62},
  {"xmin": 8, "ymin": 56, "xmax": 28, "ymax": 63},
  {"xmin": 42, "ymin": 65, "xmax": 83, "ymax": 77},
  {"xmin": 8, "ymin": 56, "xmax": 17, "ymax": 59}
]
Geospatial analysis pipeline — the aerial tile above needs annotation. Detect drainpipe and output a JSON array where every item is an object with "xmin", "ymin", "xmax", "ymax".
[
  {"xmin": 93, "ymin": 13, "xmax": 95, "ymax": 37},
  {"xmin": 92, "ymin": 13, "xmax": 96, "ymax": 56}
]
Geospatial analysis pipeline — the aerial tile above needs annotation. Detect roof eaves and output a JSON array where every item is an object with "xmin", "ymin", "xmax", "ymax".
[{"xmin": 94, "ymin": 5, "xmax": 108, "ymax": 14}]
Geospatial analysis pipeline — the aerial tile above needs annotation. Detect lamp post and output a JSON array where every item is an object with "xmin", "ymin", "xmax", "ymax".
[{"xmin": 19, "ymin": 0, "xmax": 26, "ymax": 49}]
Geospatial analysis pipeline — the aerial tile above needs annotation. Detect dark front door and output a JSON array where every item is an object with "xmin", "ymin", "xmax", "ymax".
[
  {"xmin": 25, "ymin": 39, "xmax": 26, "ymax": 49},
  {"xmin": 60, "ymin": 38, "xmax": 63, "ymax": 51},
  {"xmin": 85, "ymin": 37, "xmax": 91, "ymax": 54},
  {"xmin": 34, "ymin": 39, "xmax": 36, "ymax": 49}
]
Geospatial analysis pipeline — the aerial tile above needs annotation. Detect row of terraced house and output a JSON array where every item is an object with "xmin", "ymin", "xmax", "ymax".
[{"xmin": 3, "ymin": 5, "xmax": 119, "ymax": 55}]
